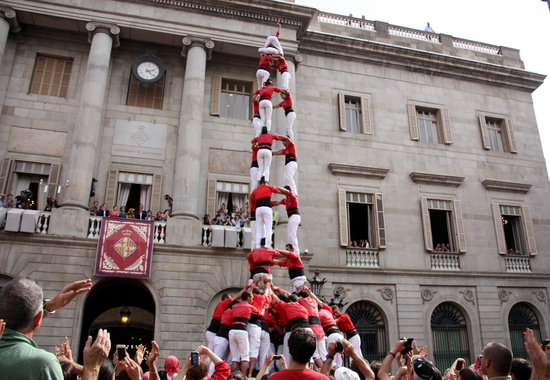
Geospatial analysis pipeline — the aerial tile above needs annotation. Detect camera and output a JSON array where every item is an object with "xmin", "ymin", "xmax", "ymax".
[
  {"xmin": 191, "ymin": 351, "xmax": 199, "ymax": 365},
  {"xmin": 455, "ymin": 359, "xmax": 464, "ymax": 371},
  {"xmin": 542, "ymin": 339, "xmax": 550, "ymax": 351},
  {"xmin": 335, "ymin": 341, "xmax": 344, "ymax": 353},
  {"xmin": 474, "ymin": 355, "xmax": 483, "ymax": 370},
  {"xmin": 273, "ymin": 355, "xmax": 282, "ymax": 360},
  {"xmin": 116, "ymin": 344, "xmax": 126, "ymax": 360},
  {"xmin": 400, "ymin": 337, "xmax": 414, "ymax": 355}
]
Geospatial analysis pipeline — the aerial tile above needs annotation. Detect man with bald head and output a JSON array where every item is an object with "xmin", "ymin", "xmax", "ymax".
[{"xmin": 480, "ymin": 342, "xmax": 513, "ymax": 380}]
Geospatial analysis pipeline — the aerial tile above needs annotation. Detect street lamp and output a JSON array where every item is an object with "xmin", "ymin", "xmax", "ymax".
[
  {"xmin": 120, "ymin": 306, "xmax": 131, "ymax": 326},
  {"xmin": 308, "ymin": 270, "xmax": 326, "ymax": 297},
  {"xmin": 329, "ymin": 289, "xmax": 348, "ymax": 309}
]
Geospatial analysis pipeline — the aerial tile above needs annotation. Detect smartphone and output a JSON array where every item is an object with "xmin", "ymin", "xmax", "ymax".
[
  {"xmin": 191, "ymin": 351, "xmax": 199, "ymax": 366},
  {"xmin": 455, "ymin": 360, "xmax": 464, "ymax": 371},
  {"xmin": 273, "ymin": 355, "xmax": 282, "ymax": 360},
  {"xmin": 116, "ymin": 344, "xmax": 126, "ymax": 360},
  {"xmin": 475, "ymin": 355, "xmax": 483, "ymax": 370},
  {"xmin": 542, "ymin": 339, "xmax": 550, "ymax": 351},
  {"xmin": 401, "ymin": 337, "xmax": 414, "ymax": 355},
  {"xmin": 335, "ymin": 341, "xmax": 344, "ymax": 353}
]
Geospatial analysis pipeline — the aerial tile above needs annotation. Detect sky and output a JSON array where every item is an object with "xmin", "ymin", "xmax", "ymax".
[{"xmin": 294, "ymin": 0, "xmax": 550, "ymax": 176}]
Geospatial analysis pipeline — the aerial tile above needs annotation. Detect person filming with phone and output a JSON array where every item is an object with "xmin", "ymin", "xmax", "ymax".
[{"xmin": 183, "ymin": 345, "xmax": 230, "ymax": 380}]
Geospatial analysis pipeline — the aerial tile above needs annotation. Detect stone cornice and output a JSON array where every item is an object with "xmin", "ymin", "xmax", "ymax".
[
  {"xmin": 410, "ymin": 172, "xmax": 465, "ymax": 187},
  {"xmin": 481, "ymin": 179, "xmax": 531, "ymax": 194},
  {"xmin": 328, "ymin": 163, "xmax": 389, "ymax": 179},
  {"xmin": 127, "ymin": 0, "xmax": 316, "ymax": 39},
  {"xmin": 299, "ymin": 31, "xmax": 545, "ymax": 92}
]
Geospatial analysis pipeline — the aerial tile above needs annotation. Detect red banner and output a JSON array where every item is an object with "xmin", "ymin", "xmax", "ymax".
[{"xmin": 95, "ymin": 218, "xmax": 154, "ymax": 279}]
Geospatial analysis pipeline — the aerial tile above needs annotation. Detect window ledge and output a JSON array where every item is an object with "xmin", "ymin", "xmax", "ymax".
[
  {"xmin": 329, "ymin": 163, "xmax": 389, "ymax": 179},
  {"xmin": 410, "ymin": 172, "xmax": 465, "ymax": 186},
  {"xmin": 482, "ymin": 179, "xmax": 531, "ymax": 194}
]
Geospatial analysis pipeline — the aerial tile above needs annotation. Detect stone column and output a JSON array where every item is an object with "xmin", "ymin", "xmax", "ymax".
[
  {"xmin": 0, "ymin": 7, "xmax": 20, "ymax": 64},
  {"xmin": 166, "ymin": 36, "xmax": 214, "ymax": 245},
  {"xmin": 49, "ymin": 22, "xmax": 120, "ymax": 237}
]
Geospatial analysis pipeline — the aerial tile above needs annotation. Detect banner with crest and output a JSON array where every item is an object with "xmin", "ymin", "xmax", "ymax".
[{"xmin": 95, "ymin": 217, "xmax": 154, "ymax": 278}]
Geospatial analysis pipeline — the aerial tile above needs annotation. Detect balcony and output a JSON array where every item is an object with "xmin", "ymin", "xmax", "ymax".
[
  {"xmin": 430, "ymin": 253, "xmax": 461, "ymax": 271},
  {"xmin": 346, "ymin": 249, "xmax": 380, "ymax": 268},
  {"xmin": 504, "ymin": 255, "xmax": 532, "ymax": 273}
]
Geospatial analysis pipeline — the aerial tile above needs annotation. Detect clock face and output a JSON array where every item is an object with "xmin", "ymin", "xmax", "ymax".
[{"xmin": 136, "ymin": 61, "xmax": 160, "ymax": 80}]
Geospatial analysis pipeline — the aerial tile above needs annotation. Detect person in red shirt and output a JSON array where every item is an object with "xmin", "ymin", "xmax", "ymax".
[
  {"xmin": 258, "ymin": 22, "xmax": 283, "ymax": 56},
  {"xmin": 247, "ymin": 286, "xmax": 271, "ymax": 377},
  {"xmin": 249, "ymin": 177, "xmax": 289, "ymax": 249},
  {"xmin": 297, "ymin": 288, "xmax": 326, "ymax": 370},
  {"xmin": 273, "ymin": 137, "xmax": 298, "ymax": 196},
  {"xmin": 205, "ymin": 293, "xmax": 233, "ymax": 349},
  {"xmin": 250, "ymin": 141, "xmax": 259, "ymax": 192},
  {"xmin": 248, "ymin": 197, "xmax": 257, "ymax": 250},
  {"xmin": 332, "ymin": 305, "xmax": 362, "ymax": 359},
  {"xmin": 254, "ymin": 78, "xmax": 283, "ymax": 132},
  {"xmin": 182, "ymin": 345, "xmax": 230, "ymax": 380},
  {"xmin": 251, "ymin": 128, "xmax": 288, "ymax": 184},
  {"xmin": 228, "ymin": 290, "xmax": 265, "ymax": 375},
  {"xmin": 274, "ymin": 244, "xmax": 305, "ymax": 292},
  {"xmin": 208, "ymin": 302, "xmax": 235, "ymax": 376},
  {"xmin": 247, "ymin": 246, "xmax": 283, "ymax": 283},
  {"xmin": 268, "ymin": 328, "xmax": 329, "ymax": 380},
  {"xmin": 273, "ymin": 89, "xmax": 296, "ymax": 139},
  {"xmin": 273, "ymin": 56, "xmax": 290, "ymax": 90},
  {"xmin": 272, "ymin": 186, "xmax": 300, "ymax": 254}
]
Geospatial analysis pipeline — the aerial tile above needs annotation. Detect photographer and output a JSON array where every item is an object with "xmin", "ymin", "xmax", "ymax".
[{"xmin": 183, "ymin": 345, "xmax": 230, "ymax": 380}]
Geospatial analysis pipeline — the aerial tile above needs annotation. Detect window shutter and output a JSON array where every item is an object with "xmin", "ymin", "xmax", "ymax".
[
  {"xmin": 521, "ymin": 205, "xmax": 537, "ymax": 255},
  {"xmin": 420, "ymin": 197, "xmax": 433, "ymax": 251},
  {"xmin": 374, "ymin": 193, "xmax": 386, "ymax": 249},
  {"xmin": 360, "ymin": 97, "xmax": 373, "ymax": 135},
  {"xmin": 210, "ymin": 75, "xmax": 222, "ymax": 116},
  {"xmin": 46, "ymin": 163, "xmax": 61, "ymax": 199},
  {"xmin": 407, "ymin": 104, "xmax": 419, "ymax": 141},
  {"xmin": 503, "ymin": 118, "xmax": 517, "ymax": 153},
  {"xmin": 440, "ymin": 108, "xmax": 453, "ymax": 144},
  {"xmin": 478, "ymin": 114, "xmax": 490, "ymax": 150},
  {"xmin": 338, "ymin": 93, "xmax": 346, "ymax": 131},
  {"xmin": 0, "ymin": 158, "xmax": 13, "ymax": 193},
  {"xmin": 338, "ymin": 188, "xmax": 348, "ymax": 246},
  {"xmin": 491, "ymin": 203, "xmax": 507, "ymax": 255},
  {"xmin": 206, "ymin": 178, "xmax": 217, "ymax": 217},
  {"xmin": 151, "ymin": 174, "xmax": 162, "ymax": 215},
  {"xmin": 453, "ymin": 200, "xmax": 466, "ymax": 253},
  {"xmin": 104, "ymin": 169, "xmax": 118, "ymax": 209}
]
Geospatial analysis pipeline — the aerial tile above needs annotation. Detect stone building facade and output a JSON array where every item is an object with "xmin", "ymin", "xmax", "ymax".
[{"xmin": 0, "ymin": 0, "xmax": 548, "ymax": 369}]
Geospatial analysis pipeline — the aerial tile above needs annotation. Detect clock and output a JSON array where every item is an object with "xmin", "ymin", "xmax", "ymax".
[{"xmin": 131, "ymin": 55, "xmax": 165, "ymax": 86}]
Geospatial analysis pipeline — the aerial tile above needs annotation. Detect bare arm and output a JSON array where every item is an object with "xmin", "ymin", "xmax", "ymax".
[
  {"xmin": 379, "ymin": 340, "xmax": 407, "ymax": 380},
  {"xmin": 45, "ymin": 279, "xmax": 92, "ymax": 314}
]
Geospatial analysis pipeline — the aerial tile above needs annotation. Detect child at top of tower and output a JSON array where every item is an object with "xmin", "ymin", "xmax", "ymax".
[{"xmin": 259, "ymin": 22, "xmax": 284, "ymax": 56}]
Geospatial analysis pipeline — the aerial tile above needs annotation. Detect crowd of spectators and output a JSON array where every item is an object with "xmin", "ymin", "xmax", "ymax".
[
  {"xmin": 206, "ymin": 202, "xmax": 251, "ymax": 228},
  {"xmin": 434, "ymin": 243, "xmax": 451, "ymax": 252},
  {"xmin": 88, "ymin": 201, "xmax": 171, "ymax": 222},
  {"xmin": 1, "ymin": 276, "xmax": 550, "ymax": 380}
]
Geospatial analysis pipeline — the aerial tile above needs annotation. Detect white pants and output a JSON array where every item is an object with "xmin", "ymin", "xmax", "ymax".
[
  {"xmin": 287, "ymin": 213, "xmax": 300, "ymax": 254},
  {"xmin": 257, "ymin": 329, "xmax": 271, "ymax": 370},
  {"xmin": 285, "ymin": 111, "xmax": 296, "ymax": 139},
  {"xmin": 280, "ymin": 71, "xmax": 291, "ymax": 90},
  {"xmin": 209, "ymin": 336, "xmax": 229, "ymax": 375},
  {"xmin": 349, "ymin": 334, "xmax": 362, "ymax": 359},
  {"xmin": 250, "ymin": 167, "xmax": 259, "ymax": 192},
  {"xmin": 326, "ymin": 332, "xmax": 344, "ymax": 368},
  {"xmin": 257, "ymin": 149, "xmax": 273, "ymax": 182},
  {"xmin": 229, "ymin": 329, "xmax": 250, "ymax": 362},
  {"xmin": 256, "ymin": 69, "xmax": 270, "ymax": 90},
  {"xmin": 255, "ymin": 206, "xmax": 273, "ymax": 248},
  {"xmin": 285, "ymin": 162, "xmax": 297, "ymax": 195},
  {"xmin": 247, "ymin": 323, "xmax": 262, "ymax": 359},
  {"xmin": 259, "ymin": 36, "xmax": 284, "ymax": 55},
  {"xmin": 253, "ymin": 116, "xmax": 262, "ymax": 137},
  {"xmin": 315, "ymin": 336, "xmax": 327, "ymax": 361},
  {"xmin": 259, "ymin": 99, "xmax": 273, "ymax": 131},
  {"xmin": 250, "ymin": 220, "xmax": 257, "ymax": 251},
  {"xmin": 205, "ymin": 330, "xmax": 216, "ymax": 349},
  {"xmin": 289, "ymin": 275, "xmax": 306, "ymax": 293}
]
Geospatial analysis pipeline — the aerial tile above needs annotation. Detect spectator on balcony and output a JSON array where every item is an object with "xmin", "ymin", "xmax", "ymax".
[
  {"xmin": 425, "ymin": 22, "xmax": 435, "ymax": 33},
  {"xmin": 127, "ymin": 208, "xmax": 136, "ymax": 219},
  {"xmin": 217, "ymin": 203, "xmax": 228, "ymax": 220},
  {"xmin": 164, "ymin": 194, "xmax": 173, "ymax": 213},
  {"xmin": 110, "ymin": 205, "xmax": 120, "ymax": 218},
  {"xmin": 136, "ymin": 204, "xmax": 147, "ymax": 220},
  {"xmin": 2, "ymin": 193, "xmax": 14, "ymax": 208},
  {"xmin": 88, "ymin": 200, "xmax": 99, "ymax": 216},
  {"xmin": 44, "ymin": 197, "xmax": 57, "ymax": 212},
  {"xmin": 97, "ymin": 203, "xmax": 110, "ymax": 217},
  {"xmin": 232, "ymin": 214, "xmax": 244, "ymax": 228},
  {"xmin": 156, "ymin": 211, "xmax": 166, "ymax": 222},
  {"xmin": 119, "ymin": 206, "xmax": 127, "ymax": 218},
  {"xmin": 212, "ymin": 214, "xmax": 223, "ymax": 225},
  {"xmin": 146, "ymin": 210, "xmax": 155, "ymax": 221},
  {"xmin": 222, "ymin": 215, "xmax": 232, "ymax": 226},
  {"xmin": 203, "ymin": 214, "xmax": 212, "ymax": 225}
]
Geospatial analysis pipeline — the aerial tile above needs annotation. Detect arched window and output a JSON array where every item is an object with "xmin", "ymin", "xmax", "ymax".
[
  {"xmin": 509, "ymin": 303, "xmax": 541, "ymax": 359},
  {"xmin": 431, "ymin": 303, "xmax": 470, "ymax": 371},
  {"xmin": 347, "ymin": 301, "xmax": 387, "ymax": 362}
]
